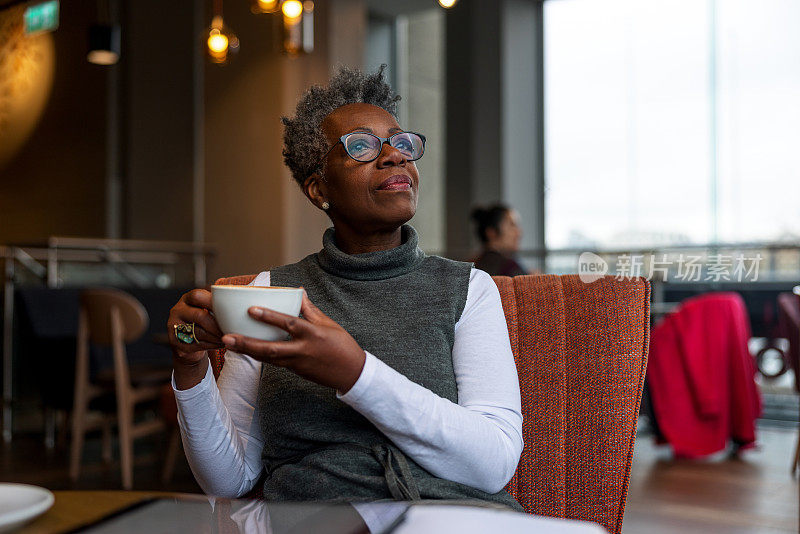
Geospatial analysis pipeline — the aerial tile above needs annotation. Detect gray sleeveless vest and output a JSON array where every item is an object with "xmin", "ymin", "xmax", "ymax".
[{"xmin": 259, "ymin": 225, "xmax": 521, "ymax": 510}]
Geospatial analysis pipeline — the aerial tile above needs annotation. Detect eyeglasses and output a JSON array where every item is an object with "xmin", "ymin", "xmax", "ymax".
[{"xmin": 313, "ymin": 131, "xmax": 426, "ymax": 177}]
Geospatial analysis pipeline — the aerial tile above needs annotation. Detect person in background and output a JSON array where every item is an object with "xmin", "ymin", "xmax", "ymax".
[{"xmin": 471, "ymin": 204, "xmax": 527, "ymax": 277}]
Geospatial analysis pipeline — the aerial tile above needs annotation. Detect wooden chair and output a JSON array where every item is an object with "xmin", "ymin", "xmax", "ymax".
[
  {"xmin": 209, "ymin": 273, "xmax": 650, "ymax": 533},
  {"xmin": 70, "ymin": 288, "xmax": 171, "ymax": 490}
]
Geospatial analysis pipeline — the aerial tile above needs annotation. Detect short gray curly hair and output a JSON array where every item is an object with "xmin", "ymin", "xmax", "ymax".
[{"xmin": 282, "ymin": 65, "xmax": 401, "ymax": 186}]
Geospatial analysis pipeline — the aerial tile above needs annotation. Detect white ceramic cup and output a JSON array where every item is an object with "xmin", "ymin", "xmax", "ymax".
[{"xmin": 211, "ymin": 285, "xmax": 303, "ymax": 341}]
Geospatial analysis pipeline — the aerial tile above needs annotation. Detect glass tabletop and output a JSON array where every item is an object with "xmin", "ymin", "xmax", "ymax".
[
  {"xmin": 63, "ymin": 495, "xmax": 604, "ymax": 534},
  {"xmin": 69, "ymin": 498, "xmax": 406, "ymax": 534}
]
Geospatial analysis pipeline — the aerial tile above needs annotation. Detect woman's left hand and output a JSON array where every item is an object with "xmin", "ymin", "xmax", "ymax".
[{"xmin": 221, "ymin": 290, "xmax": 366, "ymax": 393}]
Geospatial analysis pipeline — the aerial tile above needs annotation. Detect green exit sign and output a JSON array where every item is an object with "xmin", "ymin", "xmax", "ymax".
[{"xmin": 24, "ymin": 1, "xmax": 60, "ymax": 35}]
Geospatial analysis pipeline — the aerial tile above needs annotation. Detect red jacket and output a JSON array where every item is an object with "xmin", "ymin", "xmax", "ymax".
[{"xmin": 648, "ymin": 292, "xmax": 761, "ymax": 457}]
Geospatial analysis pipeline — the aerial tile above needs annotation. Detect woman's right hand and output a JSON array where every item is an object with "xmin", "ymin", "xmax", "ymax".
[{"xmin": 168, "ymin": 289, "xmax": 225, "ymax": 388}]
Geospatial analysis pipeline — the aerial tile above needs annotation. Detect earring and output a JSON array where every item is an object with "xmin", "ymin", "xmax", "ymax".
[{"xmin": 321, "ymin": 201, "xmax": 330, "ymax": 210}]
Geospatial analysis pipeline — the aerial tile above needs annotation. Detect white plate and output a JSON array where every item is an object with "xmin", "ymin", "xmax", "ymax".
[{"xmin": 0, "ymin": 483, "xmax": 54, "ymax": 533}]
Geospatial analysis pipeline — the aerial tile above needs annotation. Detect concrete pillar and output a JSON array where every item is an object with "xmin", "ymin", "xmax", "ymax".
[
  {"xmin": 501, "ymin": 0, "xmax": 545, "ymax": 268},
  {"xmin": 281, "ymin": 0, "xmax": 368, "ymax": 266},
  {"xmin": 280, "ymin": 0, "xmax": 364, "ymax": 265},
  {"xmin": 444, "ymin": 0, "xmax": 545, "ymax": 267},
  {"xmin": 203, "ymin": 0, "xmax": 287, "ymax": 280},
  {"xmin": 123, "ymin": 0, "xmax": 197, "ymax": 242},
  {"xmin": 204, "ymin": 0, "xmax": 369, "ymax": 279}
]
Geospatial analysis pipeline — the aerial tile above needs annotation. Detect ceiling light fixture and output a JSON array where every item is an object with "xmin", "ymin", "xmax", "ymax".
[
  {"xmin": 282, "ymin": 0, "xmax": 313, "ymax": 56},
  {"xmin": 251, "ymin": 0, "xmax": 280, "ymax": 14},
  {"xmin": 206, "ymin": 0, "xmax": 239, "ymax": 65},
  {"xmin": 87, "ymin": 0, "xmax": 120, "ymax": 65},
  {"xmin": 87, "ymin": 24, "xmax": 120, "ymax": 65},
  {"xmin": 281, "ymin": 0, "xmax": 303, "ymax": 19}
]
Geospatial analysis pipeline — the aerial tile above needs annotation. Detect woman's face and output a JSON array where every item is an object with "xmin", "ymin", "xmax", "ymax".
[
  {"xmin": 492, "ymin": 210, "xmax": 522, "ymax": 253},
  {"xmin": 304, "ymin": 103, "xmax": 420, "ymax": 232}
]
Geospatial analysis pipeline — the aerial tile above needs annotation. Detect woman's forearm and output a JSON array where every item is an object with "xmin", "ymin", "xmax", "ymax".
[{"xmin": 172, "ymin": 359, "xmax": 264, "ymax": 497}]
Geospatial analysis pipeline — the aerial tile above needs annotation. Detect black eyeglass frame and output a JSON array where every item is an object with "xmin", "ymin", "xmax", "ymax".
[{"xmin": 310, "ymin": 131, "xmax": 426, "ymax": 179}]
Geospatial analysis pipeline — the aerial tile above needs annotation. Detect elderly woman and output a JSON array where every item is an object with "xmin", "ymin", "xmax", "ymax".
[{"xmin": 168, "ymin": 67, "xmax": 523, "ymax": 511}]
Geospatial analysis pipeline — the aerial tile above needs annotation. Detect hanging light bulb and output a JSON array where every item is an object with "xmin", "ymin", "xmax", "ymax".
[
  {"xmin": 207, "ymin": 25, "xmax": 228, "ymax": 57},
  {"xmin": 205, "ymin": 7, "xmax": 239, "ymax": 65},
  {"xmin": 438, "ymin": 0, "xmax": 458, "ymax": 8},
  {"xmin": 251, "ymin": 0, "xmax": 279, "ymax": 14},
  {"xmin": 281, "ymin": 0, "xmax": 303, "ymax": 20}
]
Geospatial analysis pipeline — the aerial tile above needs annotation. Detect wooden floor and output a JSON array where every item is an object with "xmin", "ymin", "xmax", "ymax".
[
  {"xmin": 624, "ymin": 424, "xmax": 799, "ymax": 533},
  {"xmin": 1, "ymin": 421, "xmax": 798, "ymax": 532}
]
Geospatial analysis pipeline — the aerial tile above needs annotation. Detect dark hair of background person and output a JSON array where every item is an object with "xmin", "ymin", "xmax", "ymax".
[{"xmin": 471, "ymin": 204, "xmax": 512, "ymax": 244}]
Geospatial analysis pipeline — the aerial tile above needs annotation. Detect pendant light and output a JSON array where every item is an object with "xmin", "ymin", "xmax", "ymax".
[
  {"xmin": 88, "ymin": 0, "xmax": 121, "ymax": 65},
  {"xmin": 251, "ymin": 0, "xmax": 280, "ymax": 14},
  {"xmin": 206, "ymin": 0, "xmax": 239, "ymax": 65},
  {"xmin": 282, "ymin": 0, "xmax": 313, "ymax": 56}
]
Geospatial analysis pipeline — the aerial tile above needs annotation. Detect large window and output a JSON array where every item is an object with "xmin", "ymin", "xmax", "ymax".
[
  {"xmin": 544, "ymin": 0, "xmax": 800, "ymax": 250},
  {"xmin": 366, "ymin": 9, "xmax": 446, "ymax": 255}
]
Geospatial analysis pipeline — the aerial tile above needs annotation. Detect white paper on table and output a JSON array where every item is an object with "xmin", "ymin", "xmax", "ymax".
[{"xmin": 392, "ymin": 505, "xmax": 608, "ymax": 534}]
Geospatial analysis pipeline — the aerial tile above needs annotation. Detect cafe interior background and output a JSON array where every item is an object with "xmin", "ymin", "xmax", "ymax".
[{"xmin": 0, "ymin": 0, "xmax": 798, "ymax": 531}]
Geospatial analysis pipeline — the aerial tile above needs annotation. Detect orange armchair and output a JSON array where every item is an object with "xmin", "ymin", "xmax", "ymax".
[
  {"xmin": 494, "ymin": 274, "xmax": 649, "ymax": 534},
  {"xmin": 210, "ymin": 273, "xmax": 650, "ymax": 533}
]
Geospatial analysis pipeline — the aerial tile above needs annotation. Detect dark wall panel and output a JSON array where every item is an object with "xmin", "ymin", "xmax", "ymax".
[
  {"xmin": 0, "ymin": 3, "xmax": 107, "ymax": 244},
  {"xmin": 123, "ymin": 0, "xmax": 196, "ymax": 241}
]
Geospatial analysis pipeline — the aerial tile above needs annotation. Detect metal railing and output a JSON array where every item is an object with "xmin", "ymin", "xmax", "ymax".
[
  {"xmin": 516, "ymin": 240, "xmax": 800, "ymax": 282},
  {"xmin": 517, "ymin": 241, "xmax": 800, "ymax": 326}
]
